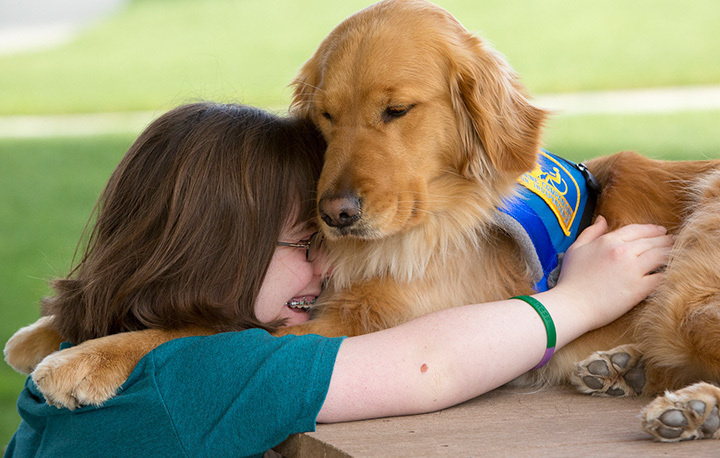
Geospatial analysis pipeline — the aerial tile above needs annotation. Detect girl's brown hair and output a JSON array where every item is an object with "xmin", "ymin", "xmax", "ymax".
[{"xmin": 43, "ymin": 102, "xmax": 325, "ymax": 344}]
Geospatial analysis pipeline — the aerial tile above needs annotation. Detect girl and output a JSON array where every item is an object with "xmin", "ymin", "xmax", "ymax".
[{"xmin": 4, "ymin": 102, "xmax": 673, "ymax": 457}]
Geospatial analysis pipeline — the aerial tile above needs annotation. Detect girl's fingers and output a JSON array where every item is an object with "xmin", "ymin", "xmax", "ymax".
[
  {"xmin": 637, "ymin": 245, "xmax": 673, "ymax": 275},
  {"xmin": 573, "ymin": 215, "xmax": 608, "ymax": 246},
  {"xmin": 642, "ymin": 269, "xmax": 667, "ymax": 291},
  {"xmin": 610, "ymin": 222, "xmax": 668, "ymax": 242},
  {"xmin": 572, "ymin": 217, "xmax": 670, "ymax": 254},
  {"xmin": 630, "ymin": 234, "xmax": 676, "ymax": 257}
]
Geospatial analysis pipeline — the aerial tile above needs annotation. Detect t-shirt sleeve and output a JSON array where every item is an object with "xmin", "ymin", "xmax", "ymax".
[{"xmin": 146, "ymin": 329, "xmax": 344, "ymax": 456}]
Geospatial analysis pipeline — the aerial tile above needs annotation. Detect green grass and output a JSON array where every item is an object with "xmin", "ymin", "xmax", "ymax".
[
  {"xmin": 0, "ymin": 0, "xmax": 719, "ymax": 115},
  {"xmin": 2, "ymin": 111, "xmax": 720, "ymax": 444},
  {"xmin": 0, "ymin": 135, "xmax": 133, "ymax": 445}
]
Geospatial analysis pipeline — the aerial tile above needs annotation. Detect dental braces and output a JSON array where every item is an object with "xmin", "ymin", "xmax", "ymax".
[{"xmin": 286, "ymin": 297, "xmax": 317, "ymax": 309}]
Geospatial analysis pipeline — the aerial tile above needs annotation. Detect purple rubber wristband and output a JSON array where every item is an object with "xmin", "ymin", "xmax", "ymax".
[{"xmin": 532, "ymin": 346, "xmax": 556, "ymax": 370}]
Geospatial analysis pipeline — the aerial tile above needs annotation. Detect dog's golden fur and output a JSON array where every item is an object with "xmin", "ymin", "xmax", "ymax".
[
  {"xmin": 278, "ymin": 0, "xmax": 720, "ymax": 394},
  {"xmin": 5, "ymin": 0, "xmax": 720, "ymax": 440}
]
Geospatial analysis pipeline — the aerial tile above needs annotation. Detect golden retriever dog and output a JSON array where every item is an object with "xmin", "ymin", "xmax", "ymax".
[{"xmin": 5, "ymin": 0, "xmax": 720, "ymax": 442}]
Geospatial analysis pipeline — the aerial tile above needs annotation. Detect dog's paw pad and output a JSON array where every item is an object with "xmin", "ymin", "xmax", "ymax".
[
  {"xmin": 657, "ymin": 409, "xmax": 688, "ymax": 439},
  {"xmin": 642, "ymin": 382, "xmax": 720, "ymax": 442},
  {"xmin": 582, "ymin": 375, "xmax": 604, "ymax": 390},
  {"xmin": 660, "ymin": 409, "xmax": 688, "ymax": 426},
  {"xmin": 587, "ymin": 360, "xmax": 610, "ymax": 376},
  {"xmin": 701, "ymin": 405, "xmax": 720, "ymax": 436},
  {"xmin": 571, "ymin": 345, "xmax": 644, "ymax": 397},
  {"xmin": 610, "ymin": 352, "xmax": 630, "ymax": 369},
  {"xmin": 605, "ymin": 387, "xmax": 626, "ymax": 396},
  {"xmin": 623, "ymin": 364, "xmax": 646, "ymax": 394}
]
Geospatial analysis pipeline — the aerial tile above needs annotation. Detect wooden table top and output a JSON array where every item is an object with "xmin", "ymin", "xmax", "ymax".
[{"xmin": 275, "ymin": 385, "xmax": 718, "ymax": 457}]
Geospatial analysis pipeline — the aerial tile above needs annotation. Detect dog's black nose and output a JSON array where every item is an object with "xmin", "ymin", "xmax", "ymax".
[{"xmin": 319, "ymin": 195, "xmax": 361, "ymax": 229}]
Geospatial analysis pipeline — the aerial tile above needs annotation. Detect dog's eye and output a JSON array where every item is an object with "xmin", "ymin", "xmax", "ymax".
[
  {"xmin": 382, "ymin": 105, "xmax": 414, "ymax": 123},
  {"xmin": 321, "ymin": 112, "xmax": 333, "ymax": 122}
]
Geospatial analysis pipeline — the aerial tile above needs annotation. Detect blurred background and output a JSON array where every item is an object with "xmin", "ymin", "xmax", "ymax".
[{"xmin": 1, "ymin": 0, "xmax": 719, "ymax": 445}]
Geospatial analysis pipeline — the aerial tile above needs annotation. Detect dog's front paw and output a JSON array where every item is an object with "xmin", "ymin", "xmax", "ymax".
[
  {"xmin": 32, "ymin": 346, "xmax": 129, "ymax": 410},
  {"xmin": 4, "ymin": 316, "xmax": 63, "ymax": 375},
  {"xmin": 571, "ymin": 344, "xmax": 645, "ymax": 397},
  {"xmin": 641, "ymin": 382, "xmax": 720, "ymax": 442}
]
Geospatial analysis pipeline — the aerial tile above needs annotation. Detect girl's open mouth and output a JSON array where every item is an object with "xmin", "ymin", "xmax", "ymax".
[{"xmin": 285, "ymin": 296, "xmax": 317, "ymax": 311}]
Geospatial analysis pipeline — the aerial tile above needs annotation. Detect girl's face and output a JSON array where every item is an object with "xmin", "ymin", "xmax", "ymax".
[{"xmin": 254, "ymin": 220, "xmax": 328, "ymax": 326}]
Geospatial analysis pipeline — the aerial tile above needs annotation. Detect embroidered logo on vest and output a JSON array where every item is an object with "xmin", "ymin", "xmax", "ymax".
[{"xmin": 518, "ymin": 151, "xmax": 580, "ymax": 236}]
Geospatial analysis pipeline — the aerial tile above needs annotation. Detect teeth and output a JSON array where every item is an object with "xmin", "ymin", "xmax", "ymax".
[{"xmin": 286, "ymin": 297, "xmax": 316, "ymax": 310}]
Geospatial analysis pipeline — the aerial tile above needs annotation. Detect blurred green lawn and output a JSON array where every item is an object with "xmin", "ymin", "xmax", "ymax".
[
  {"xmin": 1, "ymin": 0, "xmax": 720, "ymax": 447},
  {"xmin": 0, "ymin": 135, "xmax": 133, "ymax": 445},
  {"xmin": 1, "ymin": 0, "xmax": 719, "ymax": 114}
]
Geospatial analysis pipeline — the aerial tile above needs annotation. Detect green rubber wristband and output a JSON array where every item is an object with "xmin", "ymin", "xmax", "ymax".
[{"xmin": 512, "ymin": 295, "xmax": 556, "ymax": 369}]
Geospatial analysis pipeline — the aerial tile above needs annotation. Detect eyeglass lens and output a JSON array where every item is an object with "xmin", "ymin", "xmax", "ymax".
[{"xmin": 307, "ymin": 231, "xmax": 324, "ymax": 262}]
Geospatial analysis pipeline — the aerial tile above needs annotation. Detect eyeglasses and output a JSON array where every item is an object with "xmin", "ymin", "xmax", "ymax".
[{"xmin": 277, "ymin": 231, "xmax": 324, "ymax": 262}]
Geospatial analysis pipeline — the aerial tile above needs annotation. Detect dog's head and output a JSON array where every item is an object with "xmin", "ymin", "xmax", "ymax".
[{"xmin": 291, "ymin": 0, "xmax": 546, "ymax": 241}]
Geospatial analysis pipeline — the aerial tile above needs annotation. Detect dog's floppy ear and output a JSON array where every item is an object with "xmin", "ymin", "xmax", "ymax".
[
  {"xmin": 289, "ymin": 53, "xmax": 322, "ymax": 120},
  {"xmin": 449, "ymin": 33, "xmax": 546, "ymax": 179}
]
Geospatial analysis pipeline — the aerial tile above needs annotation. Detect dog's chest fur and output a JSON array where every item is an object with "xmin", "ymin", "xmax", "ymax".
[{"xmin": 322, "ymin": 221, "xmax": 535, "ymax": 329}]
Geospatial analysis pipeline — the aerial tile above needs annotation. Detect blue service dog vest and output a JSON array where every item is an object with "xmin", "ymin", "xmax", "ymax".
[{"xmin": 497, "ymin": 150, "xmax": 601, "ymax": 292}]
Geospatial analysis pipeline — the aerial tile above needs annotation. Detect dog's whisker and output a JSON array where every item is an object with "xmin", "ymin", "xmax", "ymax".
[
  {"xmin": 394, "ymin": 205, "xmax": 438, "ymax": 216},
  {"xmin": 401, "ymin": 191, "xmax": 456, "ymax": 199},
  {"xmin": 291, "ymin": 93, "xmax": 318, "ymax": 100},
  {"xmin": 440, "ymin": 170, "xmax": 468, "ymax": 179},
  {"xmin": 289, "ymin": 100, "xmax": 315, "ymax": 109},
  {"xmin": 292, "ymin": 81, "xmax": 326, "ymax": 93},
  {"xmin": 395, "ymin": 197, "xmax": 452, "ymax": 202},
  {"xmin": 396, "ymin": 201, "xmax": 450, "ymax": 208}
]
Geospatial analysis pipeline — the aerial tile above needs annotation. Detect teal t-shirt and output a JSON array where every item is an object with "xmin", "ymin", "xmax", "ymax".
[{"xmin": 5, "ymin": 329, "xmax": 345, "ymax": 457}]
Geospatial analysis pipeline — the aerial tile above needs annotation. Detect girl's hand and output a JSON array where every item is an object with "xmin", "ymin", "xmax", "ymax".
[{"xmin": 555, "ymin": 216, "xmax": 674, "ymax": 329}]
